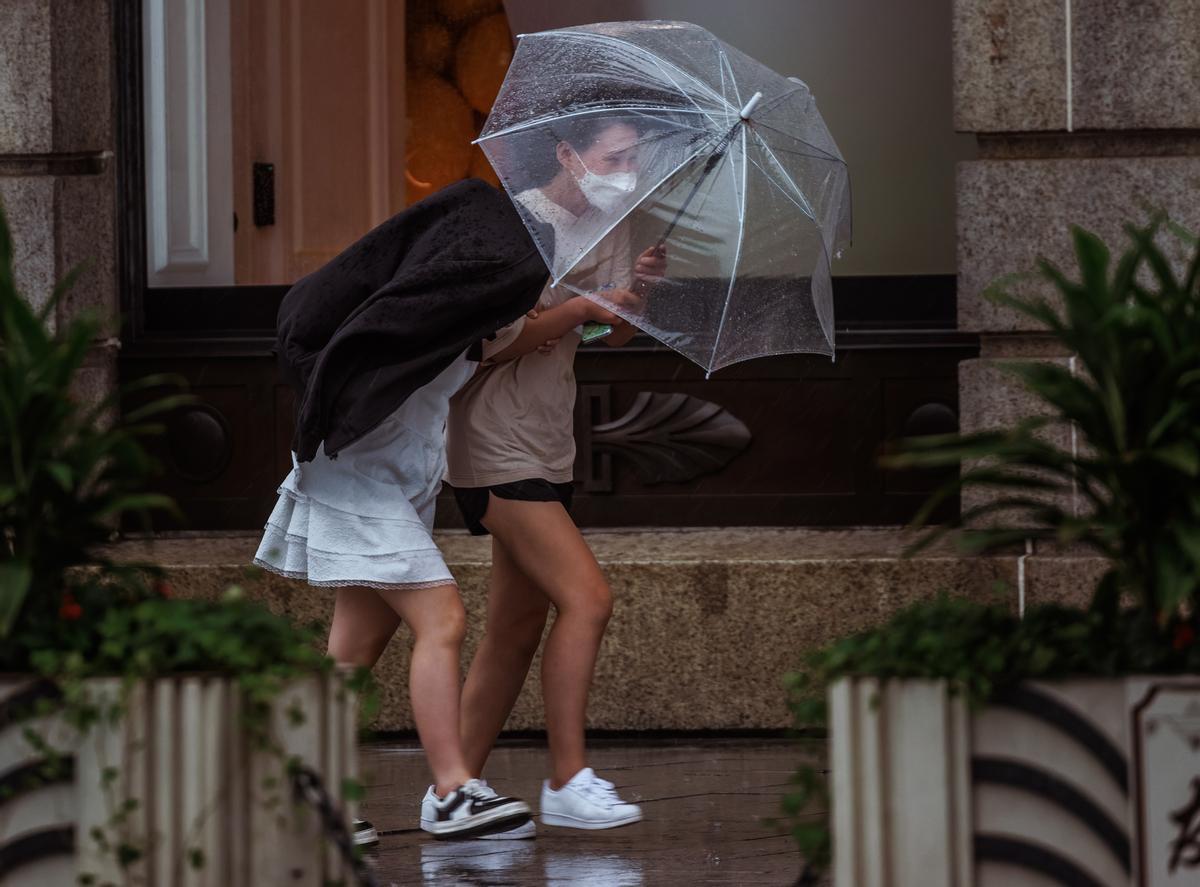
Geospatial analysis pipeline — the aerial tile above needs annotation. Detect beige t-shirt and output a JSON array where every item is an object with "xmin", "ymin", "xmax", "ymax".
[{"xmin": 445, "ymin": 188, "xmax": 632, "ymax": 488}]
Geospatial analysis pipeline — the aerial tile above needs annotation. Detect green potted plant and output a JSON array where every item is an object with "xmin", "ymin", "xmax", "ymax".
[
  {"xmin": 785, "ymin": 220, "xmax": 1200, "ymax": 887},
  {"xmin": 0, "ymin": 207, "xmax": 370, "ymax": 886}
]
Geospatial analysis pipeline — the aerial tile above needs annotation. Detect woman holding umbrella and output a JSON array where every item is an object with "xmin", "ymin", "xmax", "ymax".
[
  {"xmin": 449, "ymin": 19, "xmax": 850, "ymax": 833},
  {"xmin": 446, "ymin": 113, "xmax": 665, "ymax": 830}
]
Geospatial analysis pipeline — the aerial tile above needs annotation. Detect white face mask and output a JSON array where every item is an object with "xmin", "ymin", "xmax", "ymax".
[{"xmin": 574, "ymin": 156, "xmax": 637, "ymax": 213}]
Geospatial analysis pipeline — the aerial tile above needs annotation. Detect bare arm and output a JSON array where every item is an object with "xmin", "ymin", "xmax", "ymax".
[{"xmin": 489, "ymin": 297, "xmax": 622, "ymax": 363}]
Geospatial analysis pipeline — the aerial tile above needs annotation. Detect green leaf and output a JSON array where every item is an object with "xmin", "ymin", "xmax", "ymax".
[
  {"xmin": 1072, "ymin": 225, "xmax": 1111, "ymax": 299},
  {"xmin": 1149, "ymin": 442, "xmax": 1200, "ymax": 476},
  {"xmin": 95, "ymin": 494, "xmax": 178, "ymax": 520},
  {"xmin": 36, "ymin": 263, "xmax": 86, "ymax": 327},
  {"xmin": 121, "ymin": 394, "xmax": 195, "ymax": 424},
  {"xmin": 44, "ymin": 462, "xmax": 73, "ymax": 491},
  {"xmin": 986, "ymin": 288, "xmax": 1067, "ymax": 334},
  {"xmin": 1129, "ymin": 221, "xmax": 1180, "ymax": 293},
  {"xmin": 1166, "ymin": 219, "xmax": 1198, "ymax": 247},
  {"xmin": 1110, "ymin": 242, "xmax": 1143, "ymax": 300},
  {"xmin": 0, "ymin": 561, "xmax": 33, "ymax": 637},
  {"xmin": 341, "ymin": 777, "xmax": 366, "ymax": 802},
  {"xmin": 1147, "ymin": 400, "xmax": 1193, "ymax": 447},
  {"xmin": 1176, "ymin": 526, "xmax": 1200, "ymax": 567}
]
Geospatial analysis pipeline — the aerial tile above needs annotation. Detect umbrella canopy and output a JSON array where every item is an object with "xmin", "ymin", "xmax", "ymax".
[{"xmin": 476, "ymin": 20, "xmax": 852, "ymax": 373}]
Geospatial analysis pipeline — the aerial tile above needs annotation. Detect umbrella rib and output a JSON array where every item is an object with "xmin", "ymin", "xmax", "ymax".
[
  {"xmin": 475, "ymin": 105, "xmax": 712, "ymax": 144},
  {"xmin": 708, "ymin": 126, "xmax": 749, "ymax": 374},
  {"xmin": 746, "ymin": 145, "xmax": 840, "ymax": 288},
  {"xmin": 744, "ymin": 153, "xmax": 839, "ymax": 354},
  {"xmin": 747, "ymin": 153, "xmax": 813, "ymax": 219},
  {"xmin": 750, "ymin": 119, "xmax": 844, "ymax": 163},
  {"xmin": 745, "ymin": 150, "xmax": 843, "ymax": 309},
  {"xmin": 751, "ymin": 84, "xmax": 809, "ymax": 118},
  {"xmin": 750, "ymin": 131, "xmax": 816, "ymax": 221},
  {"xmin": 710, "ymin": 341, "xmax": 835, "ymax": 373},
  {"xmin": 751, "ymin": 135, "xmax": 851, "ymax": 263},
  {"xmin": 717, "ymin": 48, "xmax": 741, "ymax": 130},
  {"xmin": 753, "ymin": 140, "xmax": 848, "ymax": 165},
  {"xmin": 534, "ymin": 30, "xmax": 731, "ymax": 125},
  {"xmin": 520, "ymin": 26, "xmax": 732, "ymax": 110}
]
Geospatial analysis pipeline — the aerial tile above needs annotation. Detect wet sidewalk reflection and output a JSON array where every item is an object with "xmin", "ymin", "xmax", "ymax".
[{"xmin": 359, "ymin": 738, "xmax": 823, "ymax": 885}]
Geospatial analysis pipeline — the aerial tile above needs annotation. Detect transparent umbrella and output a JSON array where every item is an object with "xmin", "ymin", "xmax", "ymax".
[{"xmin": 476, "ymin": 20, "xmax": 852, "ymax": 374}]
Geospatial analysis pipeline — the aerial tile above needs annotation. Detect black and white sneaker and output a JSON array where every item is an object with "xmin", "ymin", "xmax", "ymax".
[
  {"xmin": 468, "ymin": 779, "xmax": 535, "ymax": 840},
  {"xmin": 353, "ymin": 818, "xmax": 379, "ymax": 847},
  {"xmin": 419, "ymin": 778, "xmax": 531, "ymax": 839}
]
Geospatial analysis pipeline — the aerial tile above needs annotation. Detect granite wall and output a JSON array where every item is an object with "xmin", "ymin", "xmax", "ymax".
[
  {"xmin": 0, "ymin": 0, "xmax": 119, "ymax": 405},
  {"xmin": 954, "ymin": 0, "xmax": 1200, "ymax": 519}
]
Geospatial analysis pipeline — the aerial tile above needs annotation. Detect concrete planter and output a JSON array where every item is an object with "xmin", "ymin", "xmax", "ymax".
[
  {"xmin": 0, "ymin": 674, "xmax": 358, "ymax": 886},
  {"xmin": 831, "ymin": 676, "xmax": 1200, "ymax": 887}
]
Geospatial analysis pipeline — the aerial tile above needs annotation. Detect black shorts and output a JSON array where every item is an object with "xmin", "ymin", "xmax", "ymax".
[{"xmin": 450, "ymin": 479, "xmax": 575, "ymax": 536}]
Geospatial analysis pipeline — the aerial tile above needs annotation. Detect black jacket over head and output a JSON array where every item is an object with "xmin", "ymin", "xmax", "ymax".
[{"xmin": 277, "ymin": 178, "xmax": 550, "ymax": 462}]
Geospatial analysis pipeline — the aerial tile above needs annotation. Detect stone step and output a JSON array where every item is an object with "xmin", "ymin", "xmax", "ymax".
[{"xmin": 108, "ymin": 529, "xmax": 1105, "ymax": 731}]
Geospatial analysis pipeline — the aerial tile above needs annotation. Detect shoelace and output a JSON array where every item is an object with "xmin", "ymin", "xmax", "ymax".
[
  {"xmin": 459, "ymin": 778, "xmax": 499, "ymax": 802},
  {"xmin": 578, "ymin": 775, "xmax": 622, "ymax": 805}
]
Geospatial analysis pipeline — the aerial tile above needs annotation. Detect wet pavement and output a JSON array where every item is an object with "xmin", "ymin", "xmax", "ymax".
[{"xmin": 358, "ymin": 737, "xmax": 824, "ymax": 886}]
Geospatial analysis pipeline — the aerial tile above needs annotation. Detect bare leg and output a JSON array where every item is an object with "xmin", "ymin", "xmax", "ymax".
[
  {"xmin": 328, "ymin": 584, "xmax": 473, "ymax": 796},
  {"xmin": 478, "ymin": 497, "xmax": 613, "ymax": 789},
  {"xmin": 328, "ymin": 586, "xmax": 401, "ymax": 667},
  {"xmin": 460, "ymin": 537, "xmax": 551, "ymax": 774}
]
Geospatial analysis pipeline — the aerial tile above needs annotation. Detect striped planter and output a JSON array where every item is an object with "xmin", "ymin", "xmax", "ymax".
[
  {"xmin": 0, "ymin": 674, "xmax": 358, "ymax": 886},
  {"xmin": 831, "ymin": 677, "xmax": 1200, "ymax": 887}
]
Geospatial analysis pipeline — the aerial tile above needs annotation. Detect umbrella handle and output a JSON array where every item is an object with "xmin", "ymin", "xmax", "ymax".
[{"xmin": 648, "ymin": 93, "xmax": 762, "ymax": 256}]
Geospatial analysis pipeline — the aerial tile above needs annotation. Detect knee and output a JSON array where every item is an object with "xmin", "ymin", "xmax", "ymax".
[
  {"xmin": 564, "ymin": 581, "xmax": 613, "ymax": 631},
  {"xmin": 495, "ymin": 605, "xmax": 550, "ymax": 656},
  {"xmin": 328, "ymin": 626, "xmax": 391, "ymax": 669},
  {"xmin": 414, "ymin": 598, "xmax": 467, "ymax": 649}
]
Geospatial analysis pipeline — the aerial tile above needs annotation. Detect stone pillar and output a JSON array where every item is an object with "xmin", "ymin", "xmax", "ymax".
[
  {"xmin": 953, "ymin": 0, "xmax": 1200, "ymax": 519},
  {"xmin": 0, "ymin": 0, "xmax": 119, "ymax": 405}
]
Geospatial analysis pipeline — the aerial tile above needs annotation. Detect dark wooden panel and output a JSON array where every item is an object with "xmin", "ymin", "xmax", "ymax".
[
  {"xmin": 131, "ymin": 276, "xmax": 954, "ymax": 340},
  {"xmin": 555, "ymin": 338, "xmax": 968, "ymax": 527},
  {"xmin": 121, "ymin": 330, "xmax": 975, "ymax": 531},
  {"xmin": 123, "ymin": 356, "xmax": 285, "ymax": 530},
  {"xmin": 882, "ymin": 378, "xmax": 960, "ymax": 496}
]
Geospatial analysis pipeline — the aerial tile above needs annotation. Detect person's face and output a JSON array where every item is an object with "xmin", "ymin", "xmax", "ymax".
[{"xmin": 559, "ymin": 122, "xmax": 640, "ymax": 178}]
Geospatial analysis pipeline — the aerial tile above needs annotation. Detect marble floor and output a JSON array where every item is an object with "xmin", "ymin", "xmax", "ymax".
[{"xmin": 357, "ymin": 737, "xmax": 826, "ymax": 886}]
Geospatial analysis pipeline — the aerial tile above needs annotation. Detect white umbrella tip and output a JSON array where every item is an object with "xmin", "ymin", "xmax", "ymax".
[{"xmin": 739, "ymin": 91, "xmax": 764, "ymax": 120}]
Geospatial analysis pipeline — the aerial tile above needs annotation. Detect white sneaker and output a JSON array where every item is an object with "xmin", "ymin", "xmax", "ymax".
[
  {"xmin": 419, "ymin": 778, "xmax": 531, "ymax": 839},
  {"xmin": 352, "ymin": 818, "xmax": 379, "ymax": 847},
  {"xmin": 540, "ymin": 767, "xmax": 642, "ymax": 830}
]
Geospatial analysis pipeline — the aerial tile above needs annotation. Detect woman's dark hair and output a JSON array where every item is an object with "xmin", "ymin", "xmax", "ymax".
[
  {"xmin": 524, "ymin": 115, "xmax": 644, "ymax": 188},
  {"xmin": 510, "ymin": 78, "xmax": 684, "ymax": 189},
  {"xmin": 550, "ymin": 115, "xmax": 642, "ymax": 152}
]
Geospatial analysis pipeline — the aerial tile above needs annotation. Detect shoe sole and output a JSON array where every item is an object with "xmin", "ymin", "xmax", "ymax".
[
  {"xmin": 539, "ymin": 810, "xmax": 643, "ymax": 830},
  {"xmin": 353, "ymin": 826, "xmax": 379, "ymax": 847},
  {"xmin": 478, "ymin": 819, "xmax": 537, "ymax": 840},
  {"xmin": 420, "ymin": 807, "xmax": 532, "ymax": 840}
]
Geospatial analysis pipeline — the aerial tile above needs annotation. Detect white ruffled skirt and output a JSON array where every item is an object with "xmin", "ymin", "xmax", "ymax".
[{"xmin": 254, "ymin": 353, "xmax": 474, "ymax": 589}]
